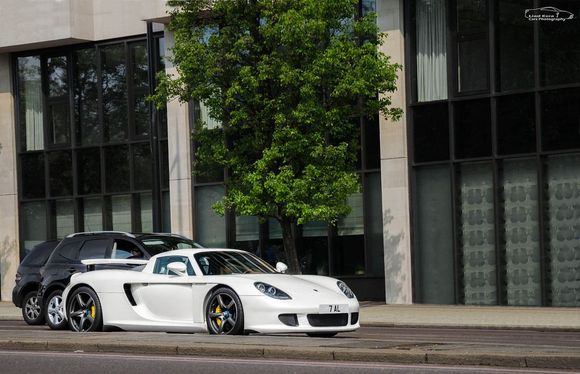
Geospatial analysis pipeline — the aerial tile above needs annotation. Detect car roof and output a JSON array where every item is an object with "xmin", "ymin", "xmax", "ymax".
[{"xmin": 155, "ymin": 248, "xmax": 246, "ymax": 257}]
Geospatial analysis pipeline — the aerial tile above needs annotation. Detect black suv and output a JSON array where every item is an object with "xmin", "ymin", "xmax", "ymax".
[
  {"xmin": 12, "ymin": 240, "xmax": 61, "ymax": 325},
  {"xmin": 38, "ymin": 231, "xmax": 201, "ymax": 330}
]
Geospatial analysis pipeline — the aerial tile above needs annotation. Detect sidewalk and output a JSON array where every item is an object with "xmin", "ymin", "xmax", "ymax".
[{"xmin": 1, "ymin": 301, "xmax": 579, "ymax": 370}]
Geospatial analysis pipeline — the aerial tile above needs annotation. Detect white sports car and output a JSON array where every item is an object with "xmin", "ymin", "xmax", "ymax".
[{"xmin": 62, "ymin": 248, "xmax": 360, "ymax": 337}]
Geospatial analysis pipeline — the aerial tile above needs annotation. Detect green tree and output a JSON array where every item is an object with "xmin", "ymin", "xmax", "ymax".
[{"xmin": 154, "ymin": 0, "xmax": 401, "ymax": 273}]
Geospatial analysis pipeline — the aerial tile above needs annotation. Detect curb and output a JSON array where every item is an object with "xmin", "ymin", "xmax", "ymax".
[
  {"xmin": 361, "ymin": 322, "xmax": 580, "ymax": 333},
  {"xmin": 0, "ymin": 340, "xmax": 578, "ymax": 370}
]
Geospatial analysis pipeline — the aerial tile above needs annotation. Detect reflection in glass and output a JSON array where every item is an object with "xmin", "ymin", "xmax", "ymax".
[
  {"xmin": 415, "ymin": 165, "xmax": 455, "ymax": 304},
  {"xmin": 47, "ymin": 56, "xmax": 68, "ymax": 97},
  {"xmin": 459, "ymin": 163, "xmax": 497, "ymax": 305},
  {"xmin": 133, "ymin": 143, "xmax": 152, "ymax": 190},
  {"xmin": 105, "ymin": 146, "xmax": 130, "ymax": 193},
  {"xmin": 336, "ymin": 191, "xmax": 365, "ymax": 276},
  {"xmin": 17, "ymin": 56, "xmax": 44, "ymax": 151},
  {"xmin": 502, "ymin": 160, "xmax": 541, "ymax": 306},
  {"xmin": 48, "ymin": 151, "xmax": 73, "ymax": 197},
  {"xmin": 545, "ymin": 155, "xmax": 580, "ymax": 306},
  {"xmin": 140, "ymin": 193, "xmax": 153, "ymax": 233},
  {"xmin": 75, "ymin": 48, "xmax": 100, "ymax": 145},
  {"xmin": 83, "ymin": 197, "xmax": 102, "ymax": 231},
  {"xmin": 235, "ymin": 215, "xmax": 259, "ymax": 253},
  {"xmin": 130, "ymin": 42, "xmax": 149, "ymax": 137},
  {"xmin": 101, "ymin": 44, "xmax": 127, "ymax": 142},
  {"xmin": 365, "ymin": 173, "xmax": 384, "ymax": 276},
  {"xmin": 162, "ymin": 191, "xmax": 171, "ymax": 232},
  {"xmin": 416, "ymin": 0, "xmax": 448, "ymax": 101},
  {"xmin": 456, "ymin": 0, "xmax": 488, "ymax": 93},
  {"xmin": 77, "ymin": 148, "xmax": 101, "ymax": 195},
  {"xmin": 21, "ymin": 153, "xmax": 45, "ymax": 198},
  {"xmin": 21, "ymin": 202, "xmax": 47, "ymax": 253},
  {"xmin": 112, "ymin": 195, "xmax": 132, "ymax": 232},
  {"xmin": 55, "ymin": 200, "xmax": 75, "ymax": 238},
  {"xmin": 195, "ymin": 186, "xmax": 226, "ymax": 247}
]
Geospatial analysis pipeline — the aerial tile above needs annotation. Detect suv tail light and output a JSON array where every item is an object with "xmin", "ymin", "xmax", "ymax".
[{"xmin": 15, "ymin": 272, "xmax": 22, "ymax": 284}]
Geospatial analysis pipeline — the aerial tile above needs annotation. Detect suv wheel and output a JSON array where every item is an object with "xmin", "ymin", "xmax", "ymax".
[
  {"xmin": 22, "ymin": 291, "xmax": 45, "ymax": 325},
  {"xmin": 45, "ymin": 289, "xmax": 67, "ymax": 330}
]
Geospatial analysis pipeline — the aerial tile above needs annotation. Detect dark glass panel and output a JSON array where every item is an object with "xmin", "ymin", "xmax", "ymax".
[
  {"xmin": 456, "ymin": 0, "xmax": 487, "ymax": 33},
  {"xmin": 133, "ymin": 143, "xmax": 152, "ymax": 190},
  {"xmin": 498, "ymin": 0, "xmax": 534, "ymax": 91},
  {"xmin": 55, "ymin": 199, "xmax": 75, "ymax": 238},
  {"xmin": 21, "ymin": 202, "xmax": 47, "ymax": 253},
  {"xmin": 539, "ymin": 1, "xmax": 580, "ymax": 86},
  {"xmin": 457, "ymin": 38, "xmax": 488, "ymax": 93},
  {"xmin": 413, "ymin": 103, "xmax": 449, "ymax": 162},
  {"xmin": 541, "ymin": 88, "xmax": 580, "ymax": 151},
  {"xmin": 334, "ymin": 234, "xmax": 365, "ymax": 275},
  {"xmin": 364, "ymin": 115, "xmax": 380, "ymax": 169},
  {"xmin": 77, "ymin": 148, "xmax": 101, "ymax": 195},
  {"xmin": 130, "ymin": 42, "xmax": 148, "ymax": 89},
  {"xmin": 104, "ymin": 146, "xmax": 130, "ymax": 193},
  {"xmin": 17, "ymin": 56, "xmax": 44, "ymax": 151},
  {"xmin": 101, "ymin": 44, "xmax": 127, "ymax": 142},
  {"xmin": 47, "ymin": 56, "xmax": 68, "ymax": 98},
  {"xmin": 48, "ymin": 100, "xmax": 70, "ymax": 145},
  {"xmin": 134, "ymin": 90, "xmax": 150, "ymax": 137},
  {"xmin": 48, "ymin": 151, "xmax": 73, "ymax": 197},
  {"xmin": 300, "ymin": 235, "xmax": 329, "ymax": 275},
  {"xmin": 454, "ymin": 99, "xmax": 491, "ymax": 159},
  {"xmin": 82, "ymin": 197, "xmax": 102, "ymax": 231},
  {"xmin": 195, "ymin": 185, "xmax": 226, "ymax": 247},
  {"xmin": 74, "ymin": 48, "xmax": 100, "ymax": 145},
  {"xmin": 160, "ymin": 140, "xmax": 169, "ymax": 189},
  {"xmin": 497, "ymin": 94, "xmax": 536, "ymax": 155},
  {"xmin": 21, "ymin": 153, "xmax": 45, "ymax": 198},
  {"xmin": 365, "ymin": 173, "xmax": 384, "ymax": 276}
]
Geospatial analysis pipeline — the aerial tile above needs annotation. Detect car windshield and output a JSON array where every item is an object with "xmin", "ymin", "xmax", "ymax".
[
  {"xmin": 195, "ymin": 251, "xmax": 277, "ymax": 275},
  {"xmin": 139, "ymin": 236, "xmax": 203, "ymax": 255}
]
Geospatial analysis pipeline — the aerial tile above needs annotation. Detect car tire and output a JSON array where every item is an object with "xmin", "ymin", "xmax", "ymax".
[
  {"xmin": 67, "ymin": 286, "xmax": 103, "ymax": 332},
  {"xmin": 21, "ymin": 291, "xmax": 45, "ymax": 325},
  {"xmin": 45, "ymin": 289, "xmax": 67, "ymax": 330},
  {"xmin": 206, "ymin": 287, "xmax": 244, "ymax": 335},
  {"xmin": 306, "ymin": 332, "xmax": 338, "ymax": 338}
]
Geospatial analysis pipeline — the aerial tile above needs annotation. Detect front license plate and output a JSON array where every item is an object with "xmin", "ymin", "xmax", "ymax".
[{"xmin": 319, "ymin": 304, "xmax": 348, "ymax": 314}]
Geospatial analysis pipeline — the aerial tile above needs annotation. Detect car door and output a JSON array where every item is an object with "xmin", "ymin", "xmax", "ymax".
[{"xmin": 131, "ymin": 255, "xmax": 196, "ymax": 323}]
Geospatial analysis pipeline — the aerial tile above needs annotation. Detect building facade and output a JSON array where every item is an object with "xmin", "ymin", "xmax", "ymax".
[{"xmin": 0, "ymin": 0, "xmax": 578, "ymax": 307}]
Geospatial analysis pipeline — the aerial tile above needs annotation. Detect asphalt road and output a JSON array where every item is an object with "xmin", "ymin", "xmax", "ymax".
[{"xmin": 0, "ymin": 350, "xmax": 576, "ymax": 374}]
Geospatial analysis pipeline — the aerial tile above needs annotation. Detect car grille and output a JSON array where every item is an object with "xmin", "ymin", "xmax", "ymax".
[
  {"xmin": 351, "ymin": 312, "xmax": 359, "ymax": 325},
  {"xmin": 307, "ymin": 313, "xmax": 348, "ymax": 327}
]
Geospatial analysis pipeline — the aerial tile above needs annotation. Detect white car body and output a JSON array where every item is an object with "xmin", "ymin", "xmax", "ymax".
[{"xmin": 62, "ymin": 248, "xmax": 360, "ymax": 335}]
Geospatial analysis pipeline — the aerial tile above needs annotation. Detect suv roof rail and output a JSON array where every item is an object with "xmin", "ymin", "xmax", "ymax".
[
  {"xmin": 65, "ymin": 231, "xmax": 136, "ymax": 238},
  {"xmin": 135, "ymin": 232, "xmax": 188, "ymax": 239}
]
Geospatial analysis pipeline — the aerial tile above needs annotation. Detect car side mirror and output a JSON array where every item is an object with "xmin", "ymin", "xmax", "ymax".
[
  {"xmin": 167, "ymin": 262, "xmax": 187, "ymax": 276},
  {"xmin": 275, "ymin": 262, "xmax": 288, "ymax": 274}
]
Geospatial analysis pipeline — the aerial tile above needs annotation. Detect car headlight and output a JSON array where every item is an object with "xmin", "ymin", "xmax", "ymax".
[
  {"xmin": 254, "ymin": 282, "xmax": 291, "ymax": 300},
  {"xmin": 337, "ymin": 281, "xmax": 355, "ymax": 299}
]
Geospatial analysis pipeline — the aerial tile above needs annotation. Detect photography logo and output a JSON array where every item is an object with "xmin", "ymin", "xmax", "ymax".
[{"xmin": 525, "ymin": 6, "xmax": 574, "ymax": 21}]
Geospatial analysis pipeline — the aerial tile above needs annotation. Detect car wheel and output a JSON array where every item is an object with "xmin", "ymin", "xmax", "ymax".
[
  {"xmin": 21, "ymin": 291, "xmax": 45, "ymax": 325},
  {"xmin": 306, "ymin": 332, "xmax": 338, "ymax": 338},
  {"xmin": 45, "ymin": 289, "xmax": 67, "ymax": 330},
  {"xmin": 206, "ymin": 287, "xmax": 244, "ymax": 335},
  {"xmin": 67, "ymin": 286, "xmax": 103, "ymax": 332}
]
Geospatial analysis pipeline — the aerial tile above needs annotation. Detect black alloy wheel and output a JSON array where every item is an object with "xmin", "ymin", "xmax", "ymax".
[
  {"xmin": 206, "ymin": 287, "xmax": 244, "ymax": 335},
  {"xmin": 21, "ymin": 291, "xmax": 45, "ymax": 325},
  {"xmin": 67, "ymin": 286, "xmax": 103, "ymax": 332}
]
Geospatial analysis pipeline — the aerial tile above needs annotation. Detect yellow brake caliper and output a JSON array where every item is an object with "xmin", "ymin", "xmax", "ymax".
[
  {"xmin": 90, "ymin": 306, "xmax": 96, "ymax": 319},
  {"xmin": 215, "ymin": 305, "xmax": 222, "ymax": 327}
]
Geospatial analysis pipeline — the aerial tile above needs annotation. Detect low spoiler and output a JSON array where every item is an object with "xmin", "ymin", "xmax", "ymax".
[{"xmin": 81, "ymin": 259, "xmax": 148, "ymax": 271}]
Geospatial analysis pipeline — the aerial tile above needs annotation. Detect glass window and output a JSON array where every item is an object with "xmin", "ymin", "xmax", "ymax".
[
  {"xmin": 413, "ymin": 103, "xmax": 449, "ymax": 162},
  {"xmin": 235, "ymin": 215, "xmax": 259, "ymax": 252},
  {"xmin": 458, "ymin": 163, "xmax": 497, "ymax": 305},
  {"xmin": 101, "ymin": 44, "xmax": 127, "ymax": 142},
  {"xmin": 79, "ymin": 239, "xmax": 110, "ymax": 260},
  {"xmin": 162, "ymin": 191, "xmax": 171, "ymax": 232},
  {"xmin": 139, "ymin": 193, "xmax": 153, "ymax": 233},
  {"xmin": 497, "ymin": 94, "xmax": 536, "ymax": 155},
  {"xmin": 17, "ymin": 56, "xmax": 44, "ymax": 151},
  {"xmin": 364, "ymin": 116, "xmax": 380, "ymax": 169},
  {"xmin": 498, "ymin": 0, "xmax": 534, "ymax": 91},
  {"xmin": 335, "ymin": 191, "xmax": 365, "ymax": 276},
  {"xmin": 160, "ymin": 141, "xmax": 169, "ymax": 189},
  {"xmin": 195, "ymin": 186, "xmax": 226, "ymax": 247},
  {"xmin": 130, "ymin": 42, "xmax": 149, "ymax": 138},
  {"xmin": 55, "ymin": 199, "xmax": 75, "ymax": 238},
  {"xmin": 21, "ymin": 153, "xmax": 45, "ymax": 199},
  {"xmin": 539, "ymin": 1, "xmax": 580, "ymax": 86},
  {"xmin": 154, "ymin": 255, "xmax": 194, "ymax": 275},
  {"xmin": 545, "ymin": 155, "xmax": 580, "ymax": 306},
  {"xmin": 541, "ymin": 88, "xmax": 580, "ymax": 152},
  {"xmin": 75, "ymin": 48, "xmax": 100, "ymax": 145},
  {"xmin": 48, "ymin": 151, "xmax": 73, "ymax": 197},
  {"xmin": 133, "ymin": 143, "xmax": 152, "ymax": 190},
  {"xmin": 104, "ymin": 146, "xmax": 130, "ymax": 193},
  {"xmin": 77, "ymin": 148, "xmax": 101, "ymax": 195},
  {"xmin": 111, "ymin": 194, "xmax": 132, "ymax": 232},
  {"xmin": 21, "ymin": 202, "xmax": 47, "ymax": 253},
  {"xmin": 456, "ymin": 0, "xmax": 489, "ymax": 93},
  {"xmin": 454, "ymin": 99, "xmax": 491, "ymax": 159},
  {"xmin": 415, "ymin": 165, "xmax": 455, "ymax": 304},
  {"xmin": 416, "ymin": 0, "xmax": 448, "ymax": 101},
  {"xmin": 502, "ymin": 159, "xmax": 541, "ymax": 306},
  {"xmin": 46, "ymin": 55, "xmax": 70, "ymax": 145},
  {"xmin": 82, "ymin": 197, "xmax": 102, "ymax": 231},
  {"xmin": 301, "ymin": 222, "xmax": 328, "ymax": 275},
  {"xmin": 364, "ymin": 173, "xmax": 385, "ymax": 276}
]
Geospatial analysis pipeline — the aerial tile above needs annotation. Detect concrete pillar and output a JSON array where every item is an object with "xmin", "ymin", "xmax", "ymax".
[
  {"xmin": 377, "ymin": 0, "xmax": 413, "ymax": 304},
  {"xmin": 0, "ymin": 54, "xmax": 20, "ymax": 301},
  {"xmin": 164, "ymin": 31, "xmax": 195, "ymax": 239}
]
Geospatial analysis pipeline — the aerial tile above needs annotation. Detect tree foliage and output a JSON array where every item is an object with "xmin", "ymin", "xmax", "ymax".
[{"xmin": 153, "ymin": 0, "xmax": 401, "ymax": 273}]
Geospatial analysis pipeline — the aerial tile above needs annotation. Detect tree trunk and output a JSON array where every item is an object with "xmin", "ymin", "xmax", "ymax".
[{"xmin": 280, "ymin": 218, "xmax": 302, "ymax": 274}]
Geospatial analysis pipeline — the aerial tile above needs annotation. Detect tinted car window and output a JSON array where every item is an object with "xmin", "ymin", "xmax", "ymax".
[
  {"xmin": 78, "ymin": 239, "xmax": 109, "ymax": 260},
  {"xmin": 140, "ymin": 237, "xmax": 202, "ymax": 255},
  {"xmin": 111, "ymin": 239, "xmax": 142, "ymax": 259},
  {"xmin": 20, "ymin": 241, "xmax": 59, "ymax": 266},
  {"xmin": 50, "ymin": 241, "xmax": 81, "ymax": 263},
  {"xmin": 153, "ymin": 256, "xmax": 194, "ymax": 276}
]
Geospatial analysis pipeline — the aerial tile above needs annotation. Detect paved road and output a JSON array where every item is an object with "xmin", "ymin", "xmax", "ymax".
[{"xmin": 0, "ymin": 350, "xmax": 576, "ymax": 374}]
